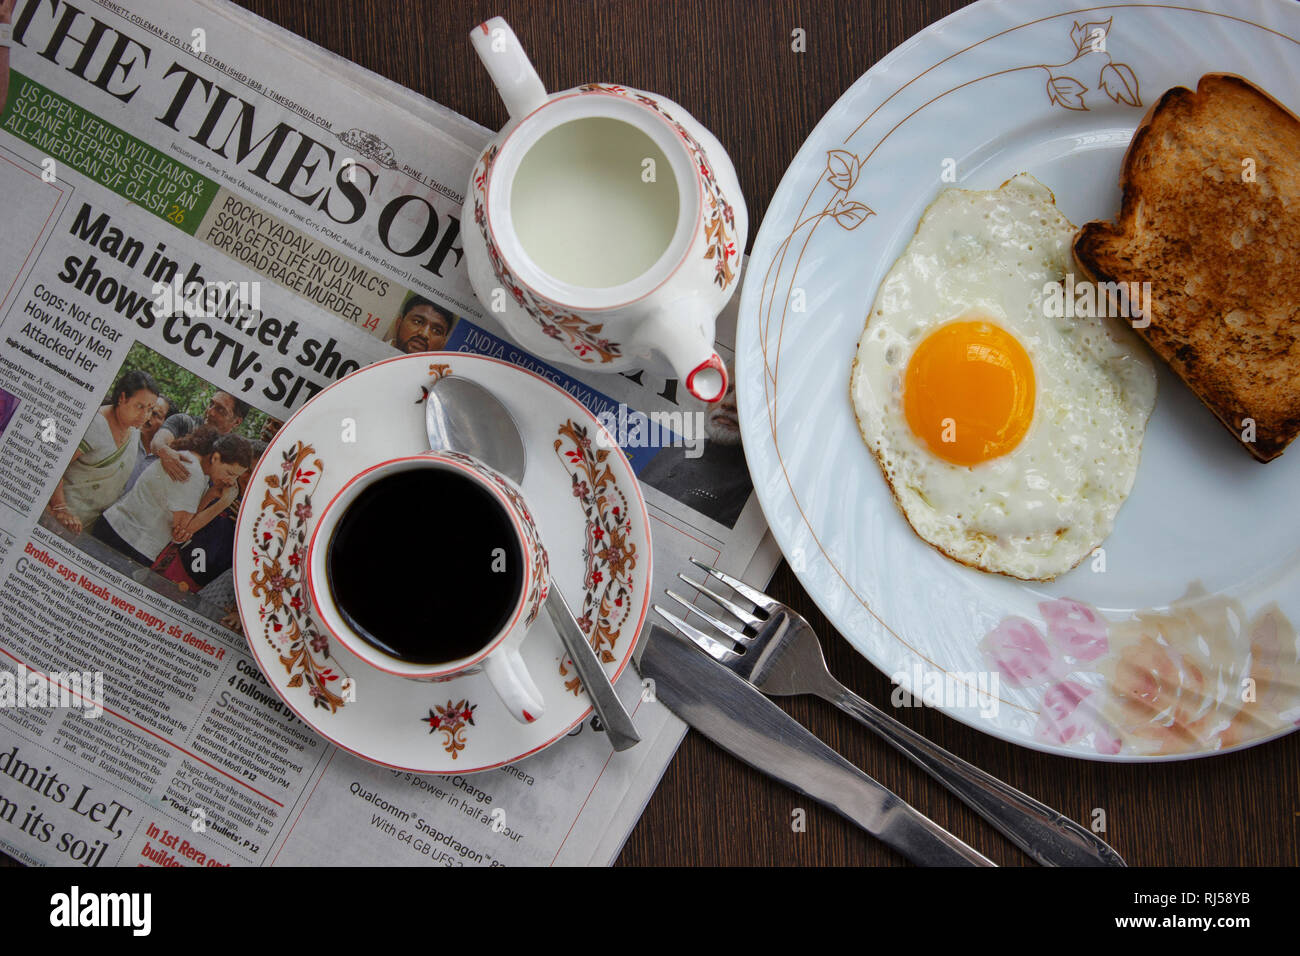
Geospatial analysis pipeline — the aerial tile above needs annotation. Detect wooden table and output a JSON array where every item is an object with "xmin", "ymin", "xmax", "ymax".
[{"xmin": 6, "ymin": 0, "xmax": 1297, "ymax": 868}]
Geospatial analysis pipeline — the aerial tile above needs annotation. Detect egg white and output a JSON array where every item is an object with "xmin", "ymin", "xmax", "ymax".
[{"xmin": 850, "ymin": 173, "xmax": 1157, "ymax": 581}]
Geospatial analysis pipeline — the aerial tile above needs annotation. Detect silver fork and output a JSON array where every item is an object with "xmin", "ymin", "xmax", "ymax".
[{"xmin": 653, "ymin": 558, "xmax": 1126, "ymax": 867}]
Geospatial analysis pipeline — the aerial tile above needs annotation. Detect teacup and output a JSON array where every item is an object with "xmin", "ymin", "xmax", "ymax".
[{"xmin": 306, "ymin": 451, "xmax": 550, "ymax": 724}]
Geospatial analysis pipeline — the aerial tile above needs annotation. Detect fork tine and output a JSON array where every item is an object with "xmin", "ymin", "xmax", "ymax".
[
  {"xmin": 676, "ymin": 573, "xmax": 763, "ymax": 629},
  {"xmin": 688, "ymin": 557, "xmax": 776, "ymax": 610},
  {"xmin": 651, "ymin": 604, "xmax": 740, "ymax": 663},
  {"xmin": 664, "ymin": 588, "xmax": 751, "ymax": 644}
]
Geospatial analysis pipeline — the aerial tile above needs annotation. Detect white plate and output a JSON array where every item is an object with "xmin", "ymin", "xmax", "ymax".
[
  {"xmin": 737, "ymin": 0, "xmax": 1300, "ymax": 760},
  {"xmin": 232, "ymin": 353, "xmax": 652, "ymax": 773}
]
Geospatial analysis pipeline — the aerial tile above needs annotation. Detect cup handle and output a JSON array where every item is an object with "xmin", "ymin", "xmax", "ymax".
[
  {"xmin": 483, "ymin": 647, "xmax": 546, "ymax": 724},
  {"xmin": 470, "ymin": 17, "xmax": 548, "ymax": 120}
]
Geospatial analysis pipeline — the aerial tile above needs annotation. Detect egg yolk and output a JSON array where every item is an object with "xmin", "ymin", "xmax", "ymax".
[{"xmin": 903, "ymin": 320, "xmax": 1035, "ymax": 466}]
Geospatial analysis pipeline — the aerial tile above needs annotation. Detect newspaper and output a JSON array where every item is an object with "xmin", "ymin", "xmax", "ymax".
[{"xmin": 0, "ymin": 0, "xmax": 778, "ymax": 866}]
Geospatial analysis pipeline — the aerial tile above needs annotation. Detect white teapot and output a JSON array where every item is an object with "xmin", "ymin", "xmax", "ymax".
[{"xmin": 462, "ymin": 17, "xmax": 747, "ymax": 402}]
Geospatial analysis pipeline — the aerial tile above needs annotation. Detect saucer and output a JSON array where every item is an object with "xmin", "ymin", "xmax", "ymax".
[{"xmin": 231, "ymin": 353, "xmax": 653, "ymax": 773}]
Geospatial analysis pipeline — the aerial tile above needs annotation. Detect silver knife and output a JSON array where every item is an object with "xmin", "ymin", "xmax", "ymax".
[{"xmin": 638, "ymin": 625, "xmax": 994, "ymax": 866}]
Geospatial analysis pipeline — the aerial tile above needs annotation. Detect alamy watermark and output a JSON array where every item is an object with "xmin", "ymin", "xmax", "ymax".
[
  {"xmin": 594, "ymin": 404, "xmax": 708, "ymax": 458},
  {"xmin": 151, "ymin": 276, "xmax": 262, "ymax": 322},
  {"xmin": 890, "ymin": 663, "xmax": 1000, "ymax": 719},
  {"xmin": 50, "ymin": 886, "xmax": 150, "ymax": 936},
  {"xmin": 1043, "ymin": 274, "xmax": 1152, "ymax": 328},
  {"xmin": 0, "ymin": 669, "xmax": 104, "ymax": 718}
]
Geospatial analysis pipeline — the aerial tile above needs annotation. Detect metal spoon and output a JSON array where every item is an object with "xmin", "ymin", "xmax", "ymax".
[{"xmin": 426, "ymin": 376, "xmax": 641, "ymax": 751}]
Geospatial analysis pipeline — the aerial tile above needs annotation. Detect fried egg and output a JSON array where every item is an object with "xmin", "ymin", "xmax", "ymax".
[{"xmin": 850, "ymin": 173, "xmax": 1157, "ymax": 581}]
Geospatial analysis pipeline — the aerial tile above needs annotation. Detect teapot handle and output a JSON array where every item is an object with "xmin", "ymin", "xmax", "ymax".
[{"xmin": 471, "ymin": 17, "xmax": 548, "ymax": 120}]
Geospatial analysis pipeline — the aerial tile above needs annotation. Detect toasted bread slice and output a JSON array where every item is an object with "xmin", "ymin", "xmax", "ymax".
[{"xmin": 1074, "ymin": 73, "xmax": 1300, "ymax": 462}]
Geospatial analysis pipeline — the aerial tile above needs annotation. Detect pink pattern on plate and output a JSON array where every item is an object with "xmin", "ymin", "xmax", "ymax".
[
  {"xmin": 1035, "ymin": 680, "xmax": 1122, "ymax": 754},
  {"xmin": 1039, "ymin": 598, "xmax": 1109, "ymax": 662},
  {"xmin": 1035, "ymin": 681, "xmax": 1094, "ymax": 745},
  {"xmin": 979, "ymin": 617, "xmax": 1055, "ymax": 688},
  {"xmin": 1093, "ymin": 725, "xmax": 1123, "ymax": 756}
]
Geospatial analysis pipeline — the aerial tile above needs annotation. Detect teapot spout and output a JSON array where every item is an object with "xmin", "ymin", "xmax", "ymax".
[
  {"xmin": 637, "ymin": 301, "xmax": 728, "ymax": 403},
  {"xmin": 471, "ymin": 17, "xmax": 548, "ymax": 120}
]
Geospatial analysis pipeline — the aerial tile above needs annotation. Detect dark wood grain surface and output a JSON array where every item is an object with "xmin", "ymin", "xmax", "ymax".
[{"xmin": 5, "ymin": 0, "xmax": 1298, "ymax": 868}]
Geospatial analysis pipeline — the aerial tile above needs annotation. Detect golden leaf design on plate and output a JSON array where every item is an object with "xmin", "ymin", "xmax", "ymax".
[
  {"xmin": 825, "ymin": 149, "xmax": 860, "ymax": 191},
  {"xmin": 830, "ymin": 199, "xmax": 874, "ymax": 229},
  {"xmin": 1099, "ymin": 62, "xmax": 1141, "ymax": 108},
  {"xmin": 1069, "ymin": 16, "xmax": 1112, "ymax": 55},
  {"xmin": 1047, "ymin": 75, "xmax": 1089, "ymax": 111}
]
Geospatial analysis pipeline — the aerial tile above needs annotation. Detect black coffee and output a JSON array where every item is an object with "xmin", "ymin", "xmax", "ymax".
[{"xmin": 325, "ymin": 468, "xmax": 525, "ymax": 665}]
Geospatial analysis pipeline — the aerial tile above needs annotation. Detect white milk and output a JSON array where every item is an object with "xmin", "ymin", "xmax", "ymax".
[{"xmin": 510, "ymin": 117, "xmax": 679, "ymax": 290}]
